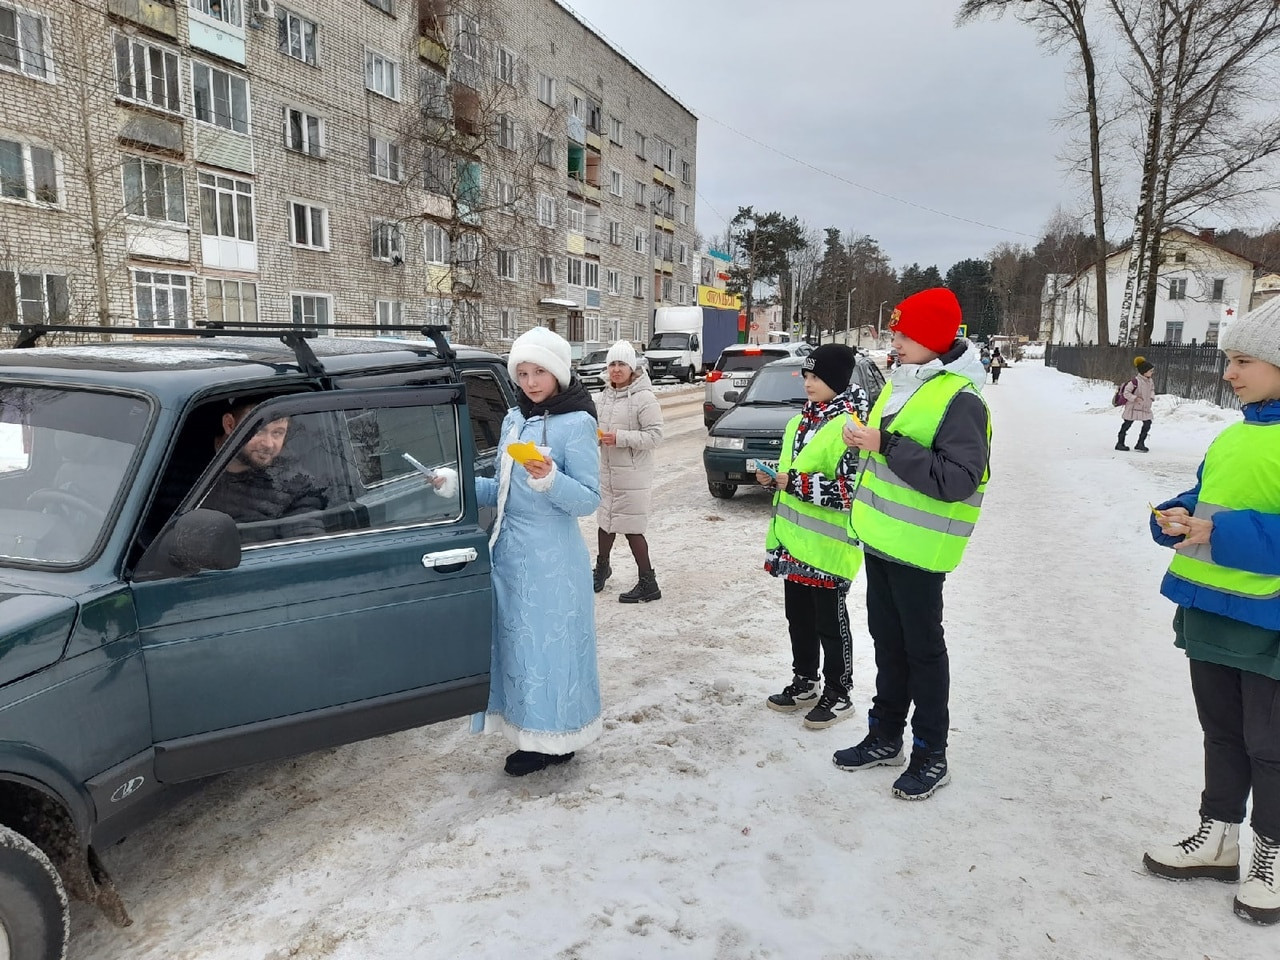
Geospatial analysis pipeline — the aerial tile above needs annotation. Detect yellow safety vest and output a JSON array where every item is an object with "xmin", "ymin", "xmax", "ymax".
[
  {"xmin": 850, "ymin": 375, "xmax": 990, "ymax": 573},
  {"xmin": 1167, "ymin": 420, "xmax": 1280, "ymax": 600},
  {"xmin": 765, "ymin": 415, "xmax": 864, "ymax": 581}
]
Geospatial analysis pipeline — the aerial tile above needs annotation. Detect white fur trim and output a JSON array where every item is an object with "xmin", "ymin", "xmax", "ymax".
[
  {"xmin": 526, "ymin": 463, "xmax": 557, "ymax": 492},
  {"xmin": 478, "ymin": 713, "xmax": 603, "ymax": 754},
  {"xmin": 431, "ymin": 466, "xmax": 458, "ymax": 499}
]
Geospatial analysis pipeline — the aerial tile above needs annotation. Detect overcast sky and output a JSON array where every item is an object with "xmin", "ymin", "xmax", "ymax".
[{"xmin": 561, "ymin": 0, "xmax": 1279, "ymax": 275}]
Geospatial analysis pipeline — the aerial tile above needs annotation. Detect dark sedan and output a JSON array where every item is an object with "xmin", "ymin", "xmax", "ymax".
[{"xmin": 702, "ymin": 354, "xmax": 885, "ymax": 499}]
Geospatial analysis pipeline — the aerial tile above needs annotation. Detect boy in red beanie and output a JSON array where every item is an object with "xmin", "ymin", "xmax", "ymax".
[{"xmin": 834, "ymin": 288, "xmax": 991, "ymax": 800}]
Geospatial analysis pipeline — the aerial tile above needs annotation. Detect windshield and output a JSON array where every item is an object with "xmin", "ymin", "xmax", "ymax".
[
  {"xmin": 740, "ymin": 364, "xmax": 807, "ymax": 404},
  {"xmin": 582, "ymin": 351, "xmax": 608, "ymax": 365},
  {"xmin": 715, "ymin": 349, "xmax": 788, "ymax": 373},
  {"xmin": 647, "ymin": 333, "xmax": 691, "ymax": 351},
  {"xmin": 0, "ymin": 386, "xmax": 151, "ymax": 566}
]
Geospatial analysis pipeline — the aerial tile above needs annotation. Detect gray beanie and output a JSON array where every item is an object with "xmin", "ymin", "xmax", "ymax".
[{"xmin": 1220, "ymin": 296, "xmax": 1280, "ymax": 368}]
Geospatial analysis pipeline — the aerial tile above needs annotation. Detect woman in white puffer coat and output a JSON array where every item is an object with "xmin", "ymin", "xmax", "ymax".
[{"xmin": 593, "ymin": 341, "xmax": 664, "ymax": 602}]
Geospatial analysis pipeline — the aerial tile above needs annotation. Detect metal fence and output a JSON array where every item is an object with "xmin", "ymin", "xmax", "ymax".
[{"xmin": 1044, "ymin": 341, "xmax": 1238, "ymax": 409}]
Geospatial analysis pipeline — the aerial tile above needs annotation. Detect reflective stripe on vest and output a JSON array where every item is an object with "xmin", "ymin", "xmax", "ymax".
[
  {"xmin": 1167, "ymin": 420, "xmax": 1280, "ymax": 600},
  {"xmin": 850, "ymin": 374, "xmax": 990, "ymax": 573},
  {"xmin": 766, "ymin": 414, "xmax": 864, "ymax": 581}
]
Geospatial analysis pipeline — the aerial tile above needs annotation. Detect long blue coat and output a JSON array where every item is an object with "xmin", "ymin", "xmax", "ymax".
[{"xmin": 474, "ymin": 407, "xmax": 602, "ymax": 753}]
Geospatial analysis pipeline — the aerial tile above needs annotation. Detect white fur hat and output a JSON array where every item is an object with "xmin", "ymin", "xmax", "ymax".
[
  {"xmin": 508, "ymin": 325, "xmax": 573, "ymax": 388},
  {"xmin": 605, "ymin": 340, "xmax": 638, "ymax": 369},
  {"xmin": 1220, "ymin": 296, "xmax": 1280, "ymax": 369}
]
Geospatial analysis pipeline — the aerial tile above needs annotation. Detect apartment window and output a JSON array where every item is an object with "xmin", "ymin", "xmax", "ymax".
[
  {"xmin": 198, "ymin": 172, "xmax": 254, "ymax": 240},
  {"xmin": 291, "ymin": 292, "xmax": 331, "ymax": 329},
  {"xmin": 372, "ymin": 220, "xmax": 402, "ymax": 262},
  {"xmin": 1175, "ymin": 252, "xmax": 1187, "ymax": 263},
  {"xmin": 633, "ymin": 227, "xmax": 645, "ymax": 254},
  {"xmin": 497, "ymin": 180, "xmax": 517, "ymax": 213},
  {"xmin": 191, "ymin": 0, "xmax": 242, "ymax": 27},
  {"xmin": 364, "ymin": 0, "xmax": 392, "ymax": 12},
  {"xmin": 193, "ymin": 62, "xmax": 249, "ymax": 133},
  {"xmin": 634, "ymin": 131, "xmax": 646, "ymax": 159},
  {"xmin": 608, "ymin": 220, "xmax": 622, "ymax": 246},
  {"xmin": 584, "ymin": 261, "xmax": 599, "ymax": 290},
  {"xmin": 609, "ymin": 168, "xmax": 623, "ymax": 197},
  {"xmin": 453, "ymin": 231, "xmax": 479, "ymax": 265},
  {"xmin": 537, "ymin": 72, "xmax": 556, "ymax": 107},
  {"xmin": 457, "ymin": 14, "xmax": 479, "ymax": 60},
  {"xmin": 1164, "ymin": 321, "xmax": 1184, "ymax": 343},
  {"xmin": 424, "ymin": 223, "xmax": 449, "ymax": 263},
  {"xmin": 662, "ymin": 276, "xmax": 673, "ymax": 301},
  {"xmin": 499, "ymin": 307, "xmax": 515, "ymax": 339},
  {"xmin": 1210, "ymin": 278, "xmax": 1225, "ymax": 301},
  {"xmin": 566, "ymin": 257, "xmax": 582, "ymax": 287},
  {"xmin": 632, "ymin": 275, "xmax": 644, "ymax": 298},
  {"xmin": 368, "ymin": 136, "xmax": 401, "ymax": 182},
  {"xmin": 134, "ymin": 270, "xmax": 190, "ymax": 328},
  {"xmin": 1206, "ymin": 322, "xmax": 1220, "ymax": 345},
  {"xmin": 1168, "ymin": 278, "xmax": 1187, "ymax": 300},
  {"xmin": 606, "ymin": 269, "xmax": 620, "ymax": 296},
  {"xmin": 678, "ymin": 283, "xmax": 687, "ymax": 304},
  {"xmin": 633, "ymin": 180, "xmax": 645, "ymax": 206},
  {"xmin": 536, "ymin": 134, "xmax": 553, "ymax": 167},
  {"xmin": 289, "ymin": 200, "xmax": 328, "ymax": 250},
  {"xmin": 114, "ymin": 36, "xmax": 180, "ymax": 112},
  {"xmin": 1, "ymin": 4, "xmax": 49, "ymax": 80},
  {"xmin": 277, "ymin": 9, "xmax": 318, "ymax": 66},
  {"xmin": 536, "ymin": 254, "xmax": 554, "ymax": 284},
  {"xmin": 365, "ymin": 49, "xmax": 400, "ymax": 100},
  {"xmin": 679, "ymin": 202, "xmax": 689, "ymax": 225},
  {"xmin": 566, "ymin": 200, "xmax": 584, "ymax": 234},
  {"xmin": 0, "ymin": 270, "xmax": 68, "ymax": 324},
  {"xmin": 122, "ymin": 156, "xmax": 185, "ymax": 223},
  {"xmin": 661, "ymin": 143, "xmax": 675, "ymax": 172},
  {"xmin": 284, "ymin": 107, "xmax": 324, "ymax": 157},
  {"xmin": 375, "ymin": 299, "xmax": 402, "ymax": 329},
  {"xmin": 682, "ymin": 160, "xmax": 692, "ymax": 184},
  {"xmin": 609, "ymin": 116, "xmax": 623, "ymax": 145},
  {"xmin": 678, "ymin": 243, "xmax": 688, "ymax": 265},
  {"xmin": 0, "ymin": 138, "xmax": 57, "ymax": 205},
  {"xmin": 206, "ymin": 278, "xmax": 257, "ymax": 324},
  {"xmin": 496, "ymin": 114, "xmax": 516, "ymax": 151},
  {"xmin": 423, "ymin": 147, "xmax": 452, "ymax": 194},
  {"xmin": 496, "ymin": 46, "xmax": 515, "ymax": 84},
  {"xmin": 496, "ymin": 249, "xmax": 518, "ymax": 281},
  {"xmin": 537, "ymin": 194, "xmax": 556, "ymax": 228}
]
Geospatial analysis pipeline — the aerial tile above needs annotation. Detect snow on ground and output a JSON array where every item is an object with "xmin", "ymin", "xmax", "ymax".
[{"xmin": 70, "ymin": 364, "xmax": 1274, "ymax": 960}]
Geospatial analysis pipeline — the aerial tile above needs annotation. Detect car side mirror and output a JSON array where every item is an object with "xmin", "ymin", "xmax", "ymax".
[
  {"xmin": 723, "ymin": 391, "xmax": 740, "ymax": 403},
  {"xmin": 134, "ymin": 508, "xmax": 242, "ymax": 581}
]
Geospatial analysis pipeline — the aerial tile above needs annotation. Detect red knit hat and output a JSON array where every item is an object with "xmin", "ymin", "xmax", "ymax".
[{"xmin": 888, "ymin": 288, "xmax": 963, "ymax": 355}]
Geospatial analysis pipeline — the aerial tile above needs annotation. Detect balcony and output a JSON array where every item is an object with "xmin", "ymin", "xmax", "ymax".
[
  {"xmin": 419, "ymin": 36, "xmax": 450, "ymax": 70},
  {"xmin": 107, "ymin": 0, "xmax": 177, "ymax": 39}
]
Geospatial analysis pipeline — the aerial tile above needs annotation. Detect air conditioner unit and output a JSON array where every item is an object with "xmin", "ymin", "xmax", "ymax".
[{"xmin": 253, "ymin": 0, "xmax": 273, "ymax": 17}]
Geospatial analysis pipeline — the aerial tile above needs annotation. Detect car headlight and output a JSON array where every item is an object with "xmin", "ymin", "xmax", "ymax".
[{"xmin": 709, "ymin": 436, "xmax": 744, "ymax": 450}]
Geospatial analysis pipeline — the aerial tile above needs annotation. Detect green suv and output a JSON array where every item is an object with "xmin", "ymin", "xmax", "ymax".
[{"xmin": 0, "ymin": 325, "xmax": 515, "ymax": 960}]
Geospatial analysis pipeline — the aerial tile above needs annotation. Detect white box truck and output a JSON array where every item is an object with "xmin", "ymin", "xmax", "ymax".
[{"xmin": 645, "ymin": 306, "xmax": 740, "ymax": 382}]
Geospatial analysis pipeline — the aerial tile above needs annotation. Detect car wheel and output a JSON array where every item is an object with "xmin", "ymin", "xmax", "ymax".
[
  {"xmin": 707, "ymin": 482, "xmax": 736, "ymax": 500},
  {"xmin": 686, "ymin": 365, "xmax": 698, "ymax": 384},
  {"xmin": 0, "ymin": 826, "xmax": 69, "ymax": 960}
]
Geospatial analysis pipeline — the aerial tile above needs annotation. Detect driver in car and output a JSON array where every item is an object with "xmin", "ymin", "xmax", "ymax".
[{"xmin": 201, "ymin": 399, "xmax": 328, "ymax": 538}]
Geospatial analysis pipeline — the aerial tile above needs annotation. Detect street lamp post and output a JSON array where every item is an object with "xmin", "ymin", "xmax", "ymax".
[
  {"xmin": 877, "ymin": 300, "xmax": 890, "ymax": 342},
  {"xmin": 845, "ymin": 289, "xmax": 854, "ymax": 346}
]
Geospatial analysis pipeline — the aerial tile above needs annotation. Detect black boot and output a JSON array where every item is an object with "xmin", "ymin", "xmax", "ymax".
[
  {"xmin": 619, "ymin": 568, "xmax": 661, "ymax": 603},
  {"xmin": 1115, "ymin": 440, "xmax": 1130, "ymax": 451},
  {"xmin": 593, "ymin": 560, "xmax": 611, "ymax": 593}
]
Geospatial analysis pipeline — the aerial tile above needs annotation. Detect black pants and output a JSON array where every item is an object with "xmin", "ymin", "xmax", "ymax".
[
  {"xmin": 784, "ymin": 579, "xmax": 853, "ymax": 698},
  {"xmin": 865, "ymin": 553, "xmax": 949, "ymax": 752},
  {"xmin": 1190, "ymin": 658, "xmax": 1280, "ymax": 840},
  {"xmin": 1118, "ymin": 419, "xmax": 1151, "ymax": 446},
  {"xmin": 990, "ymin": 365, "xmax": 1002, "ymax": 383}
]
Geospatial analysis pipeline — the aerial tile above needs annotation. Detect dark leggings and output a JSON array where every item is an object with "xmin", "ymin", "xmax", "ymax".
[
  {"xmin": 598, "ymin": 529, "xmax": 651, "ymax": 572},
  {"xmin": 1118, "ymin": 419, "xmax": 1151, "ymax": 446}
]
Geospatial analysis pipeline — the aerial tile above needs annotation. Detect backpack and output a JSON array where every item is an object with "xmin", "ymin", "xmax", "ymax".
[{"xmin": 1112, "ymin": 377, "xmax": 1136, "ymax": 407}]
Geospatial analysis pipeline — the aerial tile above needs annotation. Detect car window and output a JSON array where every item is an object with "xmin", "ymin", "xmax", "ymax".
[
  {"xmin": 715, "ymin": 349, "xmax": 788, "ymax": 373},
  {"xmin": 0, "ymin": 386, "xmax": 150, "ymax": 566},
  {"xmin": 855, "ymin": 358, "xmax": 886, "ymax": 401},
  {"xmin": 462, "ymin": 371, "xmax": 508, "ymax": 457},
  {"xmin": 739, "ymin": 365, "xmax": 807, "ymax": 403},
  {"xmin": 583, "ymin": 351, "xmax": 608, "ymax": 364}
]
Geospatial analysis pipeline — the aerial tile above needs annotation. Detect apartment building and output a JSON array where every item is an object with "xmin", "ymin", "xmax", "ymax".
[{"xmin": 0, "ymin": 0, "xmax": 698, "ymax": 349}]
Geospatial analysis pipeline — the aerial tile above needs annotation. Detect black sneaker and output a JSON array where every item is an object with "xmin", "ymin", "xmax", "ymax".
[
  {"xmin": 504, "ymin": 750, "xmax": 575, "ymax": 777},
  {"xmin": 803, "ymin": 691, "xmax": 854, "ymax": 729},
  {"xmin": 767, "ymin": 675, "xmax": 820, "ymax": 713},
  {"xmin": 832, "ymin": 728, "xmax": 905, "ymax": 770},
  {"xmin": 1134, "ymin": 444, "xmax": 1150, "ymax": 453},
  {"xmin": 892, "ymin": 749, "xmax": 950, "ymax": 800}
]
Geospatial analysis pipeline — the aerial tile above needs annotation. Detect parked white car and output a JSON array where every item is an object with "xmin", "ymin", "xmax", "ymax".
[{"xmin": 703, "ymin": 341, "xmax": 813, "ymax": 427}]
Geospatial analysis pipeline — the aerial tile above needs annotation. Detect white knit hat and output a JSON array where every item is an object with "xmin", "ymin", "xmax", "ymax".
[
  {"xmin": 605, "ymin": 340, "xmax": 638, "ymax": 369},
  {"xmin": 507, "ymin": 325, "xmax": 573, "ymax": 388},
  {"xmin": 1220, "ymin": 296, "xmax": 1280, "ymax": 369}
]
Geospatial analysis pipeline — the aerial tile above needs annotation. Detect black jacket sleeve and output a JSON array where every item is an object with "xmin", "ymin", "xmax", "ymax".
[{"xmin": 879, "ymin": 391, "xmax": 989, "ymax": 503}]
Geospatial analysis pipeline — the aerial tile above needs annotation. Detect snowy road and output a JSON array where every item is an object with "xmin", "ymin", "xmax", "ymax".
[{"xmin": 71, "ymin": 366, "xmax": 1273, "ymax": 960}]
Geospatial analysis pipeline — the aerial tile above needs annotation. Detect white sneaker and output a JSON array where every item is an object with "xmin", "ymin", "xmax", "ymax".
[
  {"xmin": 1235, "ymin": 833, "xmax": 1280, "ymax": 925},
  {"xmin": 1143, "ymin": 817, "xmax": 1239, "ymax": 882}
]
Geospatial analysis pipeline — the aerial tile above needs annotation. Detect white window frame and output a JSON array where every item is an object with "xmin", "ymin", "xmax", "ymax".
[
  {"xmin": 609, "ymin": 168, "xmax": 623, "ymax": 197},
  {"xmin": 133, "ymin": 269, "xmax": 191, "ymax": 328},
  {"xmin": 376, "ymin": 299, "xmax": 403, "ymax": 329},
  {"xmin": 1210, "ymin": 278, "xmax": 1225, "ymax": 302},
  {"xmin": 192, "ymin": 61, "xmax": 250, "ymax": 134},
  {"xmin": 634, "ymin": 131, "xmax": 646, "ymax": 159},
  {"xmin": 1164, "ymin": 320, "xmax": 1184, "ymax": 343},
  {"xmin": 1168, "ymin": 278, "xmax": 1187, "ymax": 301},
  {"xmin": 606, "ymin": 269, "xmax": 620, "ymax": 296},
  {"xmin": 634, "ymin": 180, "xmax": 645, "ymax": 206},
  {"xmin": 537, "ymin": 72, "xmax": 556, "ymax": 107},
  {"xmin": 584, "ymin": 261, "xmax": 599, "ymax": 290},
  {"xmin": 424, "ymin": 222, "xmax": 449, "ymax": 264},
  {"xmin": 364, "ymin": 0, "xmax": 393, "ymax": 13},
  {"xmin": 566, "ymin": 200, "xmax": 584, "ymax": 235},
  {"xmin": 191, "ymin": 0, "xmax": 242, "ymax": 28},
  {"xmin": 679, "ymin": 202, "xmax": 689, "ymax": 225},
  {"xmin": 536, "ymin": 254, "xmax": 554, "ymax": 285},
  {"xmin": 365, "ymin": 47, "xmax": 400, "ymax": 101},
  {"xmin": 122, "ymin": 154, "xmax": 186, "ymax": 224},
  {"xmin": 682, "ymin": 160, "xmax": 692, "ymax": 184},
  {"xmin": 198, "ymin": 171, "xmax": 254, "ymax": 240},
  {"xmin": 536, "ymin": 134, "xmax": 553, "ymax": 167},
  {"xmin": 608, "ymin": 220, "xmax": 622, "ymax": 246},
  {"xmin": 284, "ymin": 106, "xmax": 324, "ymax": 157},
  {"xmin": 609, "ymin": 116, "xmax": 623, "ymax": 145},
  {"xmin": 498, "ymin": 306, "xmax": 515, "ymax": 339},
  {"xmin": 537, "ymin": 194, "xmax": 556, "ymax": 228},
  {"xmin": 288, "ymin": 199, "xmax": 328, "ymax": 250},
  {"xmin": 496, "ymin": 249, "xmax": 518, "ymax": 281},
  {"xmin": 1, "ymin": 3, "xmax": 51, "ymax": 81},
  {"xmin": 566, "ymin": 257, "xmax": 583, "ymax": 287},
  {"xmin": 278, "ymin": 8, "xmax": 318, "ymax": 66},
  {"xmin": 368, "ymin": 135, "xmax": 401, "ymax": 182},
  {"xmin": 496, "ymin": 46, "xmax": 516, "ymax": 84},
  {"xmin": 496, "ymin": 114, "xmax": 516, "ymax": 151},
  {"xmin": 633, "ymin": 275, "xmax": 644, "ymax": 299},
  {"xmin": 371, "ymin": 218, "xmax": 403, "ymax": 262},
  {"xmin": 0, "ymin": 137, "xmax": 58, "ymax": 206},
  {"xmin": 456, "ymin": 14, "xmax": 480, "ymax": 61},
  {"xmin": 291, "ymin": 291, "xmax": 332, "ymax": 330},
  {"xmin": 678, "ymin": 282, "xmax": 687, "ymax": 304},
  {"xmin": 678, "ymin": 243, "xmax": 688, "ymax": 265},
  {"xmin": 633, "ymin": 227, "xmax": 646, "ymax": 254},
  {"xmin": 1, "ymin": 269, "xmax": 68, "ymax": 323},
  {"xmin": 205, "ymin": 277, "xmax": 257, "ymax": 325},
  {"xmin": 114, "ymin": 35, "xmax": 181, "ymax": 113},
  {"xmin": 497, "ymin": 180, "xmax": 517, "ymax": 214}
]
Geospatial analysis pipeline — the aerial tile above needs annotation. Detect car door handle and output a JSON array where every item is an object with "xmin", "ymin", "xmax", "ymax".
[{"xmin": 421, "ymin": 547, "xmax": 478, "ymax": 569}]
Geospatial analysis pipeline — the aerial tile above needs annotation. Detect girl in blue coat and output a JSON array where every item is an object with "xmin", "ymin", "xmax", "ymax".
[{"xmin": 475, "ymin": 327, "xmax": 602, "ymax": 776}]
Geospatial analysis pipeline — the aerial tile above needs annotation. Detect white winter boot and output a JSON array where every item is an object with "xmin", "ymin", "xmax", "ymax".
[
  {"xmin": 1234, "ymin": 833, "xmax": 1280, "ymax": 925},
  {"xmin": 1143, "ymin": 816, "xmax": 1240, "ymax": 882}
]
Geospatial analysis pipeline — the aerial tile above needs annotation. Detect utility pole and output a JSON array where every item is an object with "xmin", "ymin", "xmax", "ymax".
[{"xmin": 845, "ymin": 288, "xmax": 855, "ymax": 347}]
